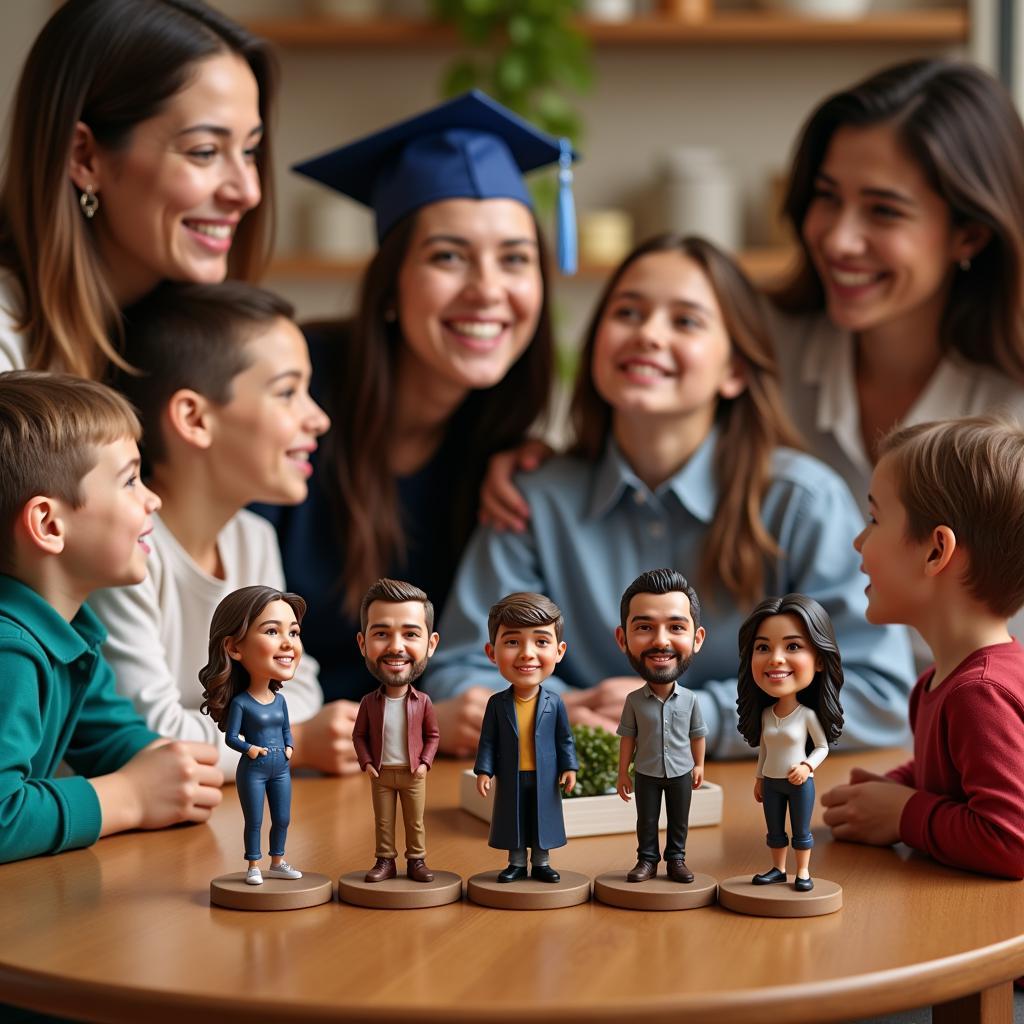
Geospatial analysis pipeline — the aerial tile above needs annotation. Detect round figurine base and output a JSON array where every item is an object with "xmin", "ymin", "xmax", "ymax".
[
  {"xmin": 466, "ymin": 870, "xmax": 591, "ymax": 910},
  {"xmin": 210, "ymin": 871, "xmax": 333, "ymax": 911},
  {"xmin": 593, "ymin": 870, "xmax": 718, "ymax": 910},
  {"xmin": 718, "ymin": 875, "xmax": 842, "ymax": 918},
  {"xmin": 338, "ymin": 870, "xmax": 463, "ymax": 909}
]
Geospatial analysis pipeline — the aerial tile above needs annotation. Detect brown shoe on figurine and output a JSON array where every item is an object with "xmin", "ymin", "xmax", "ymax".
[
  {"xmin": 406, "ymin": 858, "xmax": 434, "ymax": 883},
  {"xmin": 666, "ymin": 859, "xmax": 694, "ymax": 883},
  {"xmin": 365, "ymin": 857, "xmax": 397, "ymax": 883},
  {"xmin": 626, "ymin": 860, "xmax": 658, "ymax": 883}
]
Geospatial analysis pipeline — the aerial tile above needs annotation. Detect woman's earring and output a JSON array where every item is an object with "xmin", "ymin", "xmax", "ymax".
[
  {"xmin": 79, "ymin": 187, "xmax": 99, "ymax": 220},
  {"xmin": 959, "ymin": 257, "xmax": 972, "ymax": 272}
]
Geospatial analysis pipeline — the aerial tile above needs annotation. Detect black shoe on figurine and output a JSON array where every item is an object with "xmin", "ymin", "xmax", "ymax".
[
  {"xmin": 530, "ymin": 864, "xmax": 561, "ymax": 883},
  {"xmin": 751, "ymin": 867, "xmax": 787, "ymax": 885},
  {"xmin": 666, "ymin": 859, "xmax": 694, "ymax": 883},
  {"xmin": 626, "ymin": 859, "xmax": 658, "ymax": 883},
  {"xmin": 497, "ymin": 864, "xmax": 528, "ymax": 883},
  {"xmin": 794, "ymin": 875, "xmax": 814, "ymax": 892},
  {"xmin": 365, "ymin": 857, "xmax": 397, "ymax": 883}
]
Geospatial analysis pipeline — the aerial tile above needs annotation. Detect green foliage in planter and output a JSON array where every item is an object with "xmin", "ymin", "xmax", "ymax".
[
  {"xmin": 432, "ymin": 0, "xmax": 593, "ymax": 213},
  {"xmin": 567, "ymin": 722, "xmax": 622, "ymax": 798}
]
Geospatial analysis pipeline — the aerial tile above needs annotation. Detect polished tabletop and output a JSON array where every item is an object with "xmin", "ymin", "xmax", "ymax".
[{"xmin": 1, "ymin": 750, "xmax": 1022, "ymax": 1024}]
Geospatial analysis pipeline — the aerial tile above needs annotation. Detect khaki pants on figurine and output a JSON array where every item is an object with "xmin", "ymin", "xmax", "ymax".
[{"xmin": 371, "ymin": 767, "xmax": 427, "ymax": 859}]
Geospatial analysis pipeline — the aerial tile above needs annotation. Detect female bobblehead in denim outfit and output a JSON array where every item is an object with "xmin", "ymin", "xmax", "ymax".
[
  {"xmin": 201, "ymin": 586, "xmax": 306, "ymax": 885},
  {"xmin": 736, "ymin": 594, "xmax": 844, "ymax": 892}
]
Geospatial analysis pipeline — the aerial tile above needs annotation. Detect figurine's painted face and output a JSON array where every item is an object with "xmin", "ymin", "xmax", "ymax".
[
  {"xmin": 749, "ymin": 613, "xmax": 822, "ymax": 702},
  {"xmin": 854, "ymin": 453, "xmax": 928, "ymax": 626},
  {"xmin": 396, "ymin": 197, "xmax": 543, "ymax": 393},
  {"xmin": 615, "ymin": 590, "xmax": 705, "ymax": 685},
  {"xmin": 357, "ymin": 599, "xmax": 440, "ymax": 688},
  {"xmin": 485, "ymin": 622, "xmax": 566, "ymax": 693},
  {"xmin": 62, "ymin": 436, "xmax": 161, "ymax": 590},
  {"xmin": 591, "ymin": 250, "xmax": 745, "ymax": 426},
  {"xmin": 85, "ymin": 53, "xmax": 263, "ymax": 303},
  {"xmin": 801, "ymin": 121, "xmax": 977, "ymax": 340},
  {"xmin": 226, "ymin": 598, "xmax": 302, "ymax": 686},
  {"xmin": 204, "ymin": 316, "xmax": 330, "ymax": 506}
]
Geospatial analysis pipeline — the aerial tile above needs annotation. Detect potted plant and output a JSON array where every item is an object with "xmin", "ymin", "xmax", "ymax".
[{"xmin": 460, "ymin": 723, "xmax": 723, "ymax": 837}]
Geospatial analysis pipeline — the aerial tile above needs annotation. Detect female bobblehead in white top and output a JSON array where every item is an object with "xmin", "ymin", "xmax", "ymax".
[
  {"xmin": 0, "ymin": 0, "xmax": 273, "ymax": 378},
  {"xmin": 737, "ymin": 594, "xmax": 844, "ymax": 892}
]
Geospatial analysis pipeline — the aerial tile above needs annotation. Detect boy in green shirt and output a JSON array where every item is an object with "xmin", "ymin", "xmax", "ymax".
[{"xmin": 0, "ymin": 371, "xmax": 223, "ymax": 863}]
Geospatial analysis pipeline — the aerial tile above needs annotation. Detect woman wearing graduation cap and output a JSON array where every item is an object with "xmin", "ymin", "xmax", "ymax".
[{"xmin": 255, "ymin": 92, "xmax": 573, "ymax": 754}]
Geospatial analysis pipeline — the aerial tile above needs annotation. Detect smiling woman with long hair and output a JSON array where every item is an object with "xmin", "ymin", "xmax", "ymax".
[{"xmin": 0, "ymin": 0, "xmax": 275, "ymax": 379}]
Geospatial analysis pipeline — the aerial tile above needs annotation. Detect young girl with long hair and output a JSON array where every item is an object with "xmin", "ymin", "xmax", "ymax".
[{"xmin": 426, "ymin": 234, "xmax": 912, "ymax": 757}]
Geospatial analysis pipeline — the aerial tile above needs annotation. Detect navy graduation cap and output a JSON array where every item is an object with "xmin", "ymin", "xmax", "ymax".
[{"xmin": 292, "ymin": 90, "xmax": 578, "ymax": 275}]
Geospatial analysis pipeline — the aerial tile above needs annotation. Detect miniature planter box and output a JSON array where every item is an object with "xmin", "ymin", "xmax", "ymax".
[{"xmin": 459, "ymin": 769, "xmax": 722, "ymax": 838}]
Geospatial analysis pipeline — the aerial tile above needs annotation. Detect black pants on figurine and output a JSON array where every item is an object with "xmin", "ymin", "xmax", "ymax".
[{"xmin": 635, "ymin": 771, "xmax": 692, "ymax": 863}]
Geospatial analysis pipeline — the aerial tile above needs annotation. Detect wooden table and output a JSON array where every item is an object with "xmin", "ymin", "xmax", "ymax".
[{"xmin": 1, "ymin": 751, "xmax": 1021, "ymax": 1024}]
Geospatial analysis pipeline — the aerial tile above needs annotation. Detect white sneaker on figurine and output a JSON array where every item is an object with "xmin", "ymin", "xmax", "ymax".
[
  {"xmin": 245, "ymin": 867, "xmax": 264, "ymax": 885},
  {"xmin": 267, "ymin": 861, "xmax": 302, "ymax": 879}
]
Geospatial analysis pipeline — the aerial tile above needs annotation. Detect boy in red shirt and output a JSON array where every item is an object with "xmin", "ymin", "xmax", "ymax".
[{"xmin": 822, "ymin": 417, "xmax": 1024, "ymax": 879}]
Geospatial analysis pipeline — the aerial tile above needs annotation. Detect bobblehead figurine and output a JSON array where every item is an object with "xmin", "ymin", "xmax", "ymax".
[
  {"xmin": 593, "ymin": 570, "xmax": 718, "ymax": 911},
  {"xmin": 353, "ymin": 579, "xmax": 440, "ymax": 884},
  {"xmin": 719, "ymin": 593, "xmax": 845, "ymax": 918},
  {"xmin": 201, "ymin": 586, "xmax": 331, "ymax": 910},
  {"xmin": 469, "ymin": 593, "xmax": 589, "ymax": 909},
  {"xmin": 339, "ymin": 579, "xmax": 462, "ymax": 909}
]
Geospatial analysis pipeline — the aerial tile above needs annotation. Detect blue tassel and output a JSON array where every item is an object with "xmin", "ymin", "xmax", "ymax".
[{"xmin": 556, "ymin": 137, "xmax": 577, "ymax": 277}]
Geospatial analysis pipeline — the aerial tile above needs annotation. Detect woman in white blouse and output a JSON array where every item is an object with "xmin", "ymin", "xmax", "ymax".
[{"xmin": 737, "ymin": 594, "xmax": 845, "ymax": 892}]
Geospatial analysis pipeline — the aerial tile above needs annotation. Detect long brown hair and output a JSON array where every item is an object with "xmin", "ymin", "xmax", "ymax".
[
  {"xmin": 0, "ymin": 0, "xmax": 277, "ymax": 380},
  {"xmin": 775, "ymin": 59, "xmax": 1024, "ymax": 382},
  {"xmin": 317, "ymin": 211, "xmax": 555, "ymax": 618},
  {"xmin": 199, "ymin": 586, "xmax": 306, "ymax": 731},
  {"xmin": 736, "ymin": 593, "xmax": 844, "ymax": 749},
  {"xmin": 571, "ymin": 233, "xmax": 805, "ymax": 609}
]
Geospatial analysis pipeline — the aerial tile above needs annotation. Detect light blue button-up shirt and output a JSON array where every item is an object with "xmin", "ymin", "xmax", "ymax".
[
  {"xmin": 618, "ymin": 683, "xmax": 707, "ymax": 778},
  {"xmin": 423, "ymin": 431, "xmax": 914, "ymax": 759}
]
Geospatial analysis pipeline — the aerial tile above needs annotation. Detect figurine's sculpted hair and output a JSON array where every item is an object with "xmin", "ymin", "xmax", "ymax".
[
  {"xmin": 359, "ymin": 577, "xmax": 435, "ymax": 633},
  {"xmin": 199, "ymin": 585, "xmax": 306, "ymax": 731},
  {"xmin": 736, "ymin": 593, "xmax": 844, "ymax": 749},
  {"xmin": 487, "ymin": 591, "xmax": 564, "ymax": 645},
  {"xmin": 880, "ymin": 416, "xmax": 1024, "ymax": 618},
  {"xmin": 0, "ymin": 370, "xmax": 140, "ymax": 570},
  {"xmin": 619, "ymin": 568, "xmax": 702, "ymax": 632}
]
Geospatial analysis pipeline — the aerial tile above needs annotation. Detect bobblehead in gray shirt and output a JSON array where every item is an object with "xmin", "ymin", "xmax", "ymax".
[{"xmin": 617, "ymin": 683, "xmax": 708, "ymax": 778}]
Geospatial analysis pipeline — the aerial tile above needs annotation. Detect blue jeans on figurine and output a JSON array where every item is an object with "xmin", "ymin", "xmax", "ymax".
[
  {"xmin": 237, "ymin": 746, "xmax": 292, "ymax": 862},
  {"xmin": 762, "ymin": 775, "xmax": 815, "ymax": 850}
]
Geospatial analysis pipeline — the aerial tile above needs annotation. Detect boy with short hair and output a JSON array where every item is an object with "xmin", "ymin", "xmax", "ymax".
[
  {"xmin": 0, "ymin": 371, "xmax": 223, "ymax": 864},
  {"xmin": 474, "ymin": 592, "xmax": 578, "ymax": 883},
  {"xmin": 821, "ymin": 417, "xmax": 1024, "ymax": 879},
  {"xmin": 90, "ymin": 282, "xmax": 356, "ymax": 778}
]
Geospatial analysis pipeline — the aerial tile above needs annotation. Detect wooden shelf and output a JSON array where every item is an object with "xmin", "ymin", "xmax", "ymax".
[
  {"xmin": 268, "ymin": 245, "xmax": 798, "ymax": 286},
  {"xmin": 248, "ymin": 9, "xmax": 967, "ymax": 49}
]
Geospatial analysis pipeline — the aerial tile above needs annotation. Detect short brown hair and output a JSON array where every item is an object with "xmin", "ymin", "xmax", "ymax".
[
  {"xmin": 880, "ymin": 417, "xmax": 1024, "ymax": 618},
  {"xmin": 114, "ymin": 281, "xmax": 295, "ymax": 464},
  {"xmin": 0, "ymin": 371, "xmax": 140, "ymax": 567},
  {"xmin": 487, "ymin": 592, "xmax": 564, "ymax": 645},
  {"xmin": 359, "ymin": 578, "xmax": 434, "ymax": 633}
]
